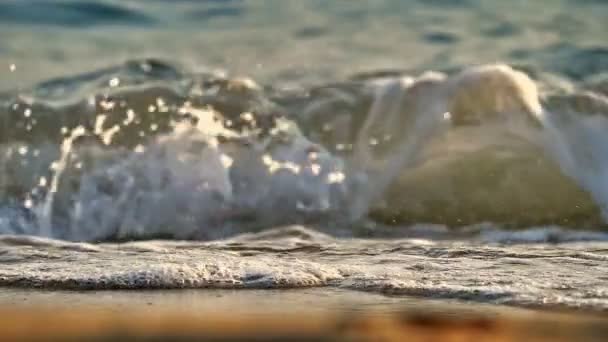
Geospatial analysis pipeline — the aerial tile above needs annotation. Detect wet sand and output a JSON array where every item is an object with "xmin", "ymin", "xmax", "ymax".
[
  {"xmin": 0, "ymin": 287, "xmax": 531, "ymax": 316},
  {"xmin": 1, "ymin": 287, "xmax": 607, "ymax": 341}
]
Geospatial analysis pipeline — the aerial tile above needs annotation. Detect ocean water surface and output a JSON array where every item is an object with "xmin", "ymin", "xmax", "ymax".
[{"xmin": 1, "ymin": 0, "xmax": 608, "ymax": 312}]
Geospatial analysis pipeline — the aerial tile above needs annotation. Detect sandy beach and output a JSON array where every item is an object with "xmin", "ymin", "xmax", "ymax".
[{"xmin": 2, "ymin": 287, "xmax": 608, "ymax": 341}]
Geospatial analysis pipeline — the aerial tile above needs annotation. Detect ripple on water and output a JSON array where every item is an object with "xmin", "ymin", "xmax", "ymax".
[{"xmin": 0, "ymin": 1, "xmax": 156, "ymax": 27}]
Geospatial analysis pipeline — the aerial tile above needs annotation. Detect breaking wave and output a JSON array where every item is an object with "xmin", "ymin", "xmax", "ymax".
[{"xmin": 1, "ymin": 59, "xmax": 608, "ymax": 241}]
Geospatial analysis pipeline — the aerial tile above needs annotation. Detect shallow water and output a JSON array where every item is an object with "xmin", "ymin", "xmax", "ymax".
[
  {"xmin": 1, "ymin": 226, "xmax": 608, "ymax": 311},
  {"xmin": 1, "ymin": 0, "xmax": 608, "ymax": 312}
]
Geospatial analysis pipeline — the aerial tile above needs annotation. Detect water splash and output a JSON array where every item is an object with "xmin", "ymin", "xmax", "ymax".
[
  {"xmin": 34, "ymin": 125, "xmax": 86, "ymax": 237},
  {"xmin": 1, "ymin": 61, "xmax": 607, "ymax": 240},
  {"xmin": 347, "ymin": 77, "xmax": 450, "ymax": 221},
  {"xmin": 537, "ymin": 110, "xmax": 608, "ymax": 221}
]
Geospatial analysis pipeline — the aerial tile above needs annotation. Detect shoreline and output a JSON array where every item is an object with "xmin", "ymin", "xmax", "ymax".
[{"xmin": 0, "ymin": 287, "xmax": 531, "ymax": 315}]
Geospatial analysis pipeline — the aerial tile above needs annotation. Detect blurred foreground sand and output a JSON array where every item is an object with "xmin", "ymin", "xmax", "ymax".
[{"xmin": 1, "ymin": 288, "xmax": 607, "ymax": 341}]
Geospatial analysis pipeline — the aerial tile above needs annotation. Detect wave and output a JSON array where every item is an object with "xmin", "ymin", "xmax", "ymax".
[{"xmin": 1, "ymin": 59, "xmax": 608, "ymax": 240}]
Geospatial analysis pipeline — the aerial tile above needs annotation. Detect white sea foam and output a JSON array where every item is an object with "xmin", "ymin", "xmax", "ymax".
[{"xmin": 1, "ymin": 226, "xmax": 607, "ymax": 310}]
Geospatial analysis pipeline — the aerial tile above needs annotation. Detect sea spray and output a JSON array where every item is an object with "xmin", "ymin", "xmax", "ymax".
[
  {"xmin": 347, "ymin": 77, "xmax": 450, "ymax": 221},
  {"xmin": 537, "ymin": 110, "xmax": 608, "ymax": 221},
  {"xmin": 34, "ymin": 126, "xmax": 86, "ymax": 237}
]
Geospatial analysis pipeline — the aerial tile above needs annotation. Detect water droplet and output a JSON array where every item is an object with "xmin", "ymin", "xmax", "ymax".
[
  {"xmin": 240, "ymin": 112, "xmax": 254, "ymax": 122},
  {"xmin": 109, "ymin": 78, "xmax": 120, "ymax": 87},
  {"xmin": 123, "ymin": 109, "xmax": 136, "ymax": 125},
  {"xmin": 220, "ymin": 154, "xmax": 234, "ymax": 169},
  {"xmin": 99, "ymin": 100, "xmax": 115, "ymax": 110},
  {"xmin": 261, "ymin": 154, "xmax": 273, "ymax": 166},
  {"xmin": 101, "ymin": 125, "xmax": 120, "ymax": 145},
  {"xmin": 140, "ymin": 62, "xmax": 152, "ymax": 72},
  {"xmin": 9, "ymin": 64, "xmax": 16, "ymax": 72},
  {"xmin": 134, "ymin": 145, "xmax": 145, "ymax": 153},
  {"xmin": 327, "ymin": 172, "xmax": 345, "ymax": 184},
  {"xmin": 23, "ymin": 108, "xmax": 31, "ymax": 117}
]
